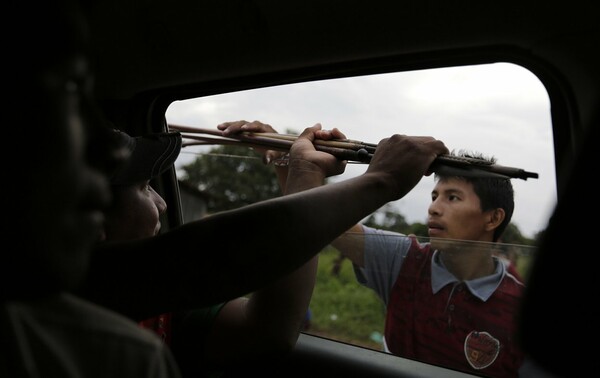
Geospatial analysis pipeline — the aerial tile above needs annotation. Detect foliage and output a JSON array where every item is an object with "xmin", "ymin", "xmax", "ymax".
[
  {"xmin": 362, "ymin": 203, "xmax": 409, "ymax": 233},
  {"xmin": 405, "ymin": 222, "xmax": 428, "ymax": 237},
  {"xmin": 180, "ymin": 145, "xmax": 282, "ymax": 213},
  {"xmin": 307, "ymin": 247, "xmax": 385, "ymax": 350},
  {"xmin": 532, "ymin": 229, "xmax": 546, "ymax": 244},
  {"xmin": 500, "ymin": 222, "xmax": 534, "ymax": 245}
]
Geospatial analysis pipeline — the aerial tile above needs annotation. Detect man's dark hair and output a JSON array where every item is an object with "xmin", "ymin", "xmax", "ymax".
[{"xmin": 434, "ymin": 150, "xmax": 514, "ymax": 242}]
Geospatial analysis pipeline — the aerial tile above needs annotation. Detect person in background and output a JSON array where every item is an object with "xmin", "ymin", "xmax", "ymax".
[
  {"xmin": 331, "ymin": 151, "xmax": 528, "ymax": 377},
  {"xmin": 1, "ymin": 1, "xmax": 182, "ymax": 377},
  {"xmin": 261, "ymin": 138, "xmax": 549, "ymax": 376}
]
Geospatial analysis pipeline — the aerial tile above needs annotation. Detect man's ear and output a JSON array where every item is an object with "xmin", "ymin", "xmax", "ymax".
[{"xmin": 486, "ymin": 208, "xmax": 505, "ymax": 231}]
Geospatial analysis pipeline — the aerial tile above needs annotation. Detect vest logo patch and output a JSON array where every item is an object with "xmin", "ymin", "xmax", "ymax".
[{"xmin": 464, "ymin": 331, "xmax": 500, "ymax": 370}]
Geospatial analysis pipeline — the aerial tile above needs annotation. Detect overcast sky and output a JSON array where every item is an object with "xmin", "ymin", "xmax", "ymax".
[{"xmin": 166, "ymin": 62, "xmax": 556, "ymax": 239}]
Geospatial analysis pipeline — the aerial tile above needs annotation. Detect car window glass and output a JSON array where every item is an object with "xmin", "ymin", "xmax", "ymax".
[{"xmin": 166, "ymin": 62, "xmax": 554, "ymax": 370}]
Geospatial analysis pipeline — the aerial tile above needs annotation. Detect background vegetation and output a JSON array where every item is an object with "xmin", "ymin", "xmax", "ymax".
[{"xmin": 308, "ymin": 246, "xmax": 387, "ymax": 350}]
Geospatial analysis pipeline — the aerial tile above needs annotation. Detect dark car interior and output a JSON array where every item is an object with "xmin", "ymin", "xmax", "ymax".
[{"xmin": 84, "ymin": 1, "xmax": 598, "ymax": 376}]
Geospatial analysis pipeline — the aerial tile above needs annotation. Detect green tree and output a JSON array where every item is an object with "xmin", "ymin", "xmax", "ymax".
[
  {"xmin": 362, "ymin": 204, "xmax": 409, "ymax": 232},
  {"xmin": 500, "ymin": 222, "xmax": 533, "ymax": 245},
  {"xmin": 533, "ymin": 229, "xmax": 546, "ymax": 245},
  {"xmin": 180, "ymin": 145, "xmax": 281, "ymax": 213},
  {"xmin": 405, "ymin": 222, "xmax": 428, "ymax": 237}
]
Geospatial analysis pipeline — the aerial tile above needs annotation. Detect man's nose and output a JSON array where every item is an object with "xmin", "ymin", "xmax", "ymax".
[{"xmin": 428, "ymin": 199, "xmax": 441, "ymax": 216}]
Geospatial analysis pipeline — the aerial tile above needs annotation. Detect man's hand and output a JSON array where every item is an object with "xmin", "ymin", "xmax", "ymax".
[{"xmin": 217, "ymin": 120, "xmax": 286, "ymax": 165}]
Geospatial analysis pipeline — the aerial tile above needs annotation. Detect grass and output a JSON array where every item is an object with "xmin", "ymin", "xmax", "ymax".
[{"xmin": 306, "ymin": 247, "xmax": 386, "ymax": 351}]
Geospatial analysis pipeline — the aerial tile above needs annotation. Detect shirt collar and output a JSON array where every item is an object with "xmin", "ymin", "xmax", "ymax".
[{"xmin": 430, "ymin": 250, "xmax": 505, "ymax": 301}]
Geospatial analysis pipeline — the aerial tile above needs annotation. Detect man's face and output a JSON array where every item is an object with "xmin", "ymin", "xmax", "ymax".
[
  {"xmin": 427, "ymin": 177, "xmax": 493, "ymax": 243},
  {"xmin": 103, "ymin": 181, "xmax": 167, "ymax": 241},
  {"xmin": 16, "ymin": 53, "xmax": 113, "ymax": 291}
]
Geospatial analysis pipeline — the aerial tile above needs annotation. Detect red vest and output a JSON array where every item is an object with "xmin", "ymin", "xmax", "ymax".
[{"xmin": 384, "ymin": 239, "xmax": 525, "ymax": 377}]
